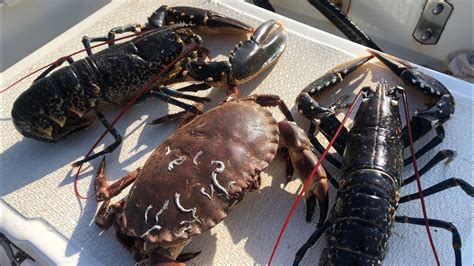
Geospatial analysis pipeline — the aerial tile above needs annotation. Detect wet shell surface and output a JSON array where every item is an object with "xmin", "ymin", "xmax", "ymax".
[{"xmin": 123, "ymin": 100, "xmax": 280, "ymax": 245}]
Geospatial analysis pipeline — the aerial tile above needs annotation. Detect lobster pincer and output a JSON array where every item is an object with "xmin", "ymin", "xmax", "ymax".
[{"xmin": 368, "ymin": 50, "xmax": 455, "ymax": 142}]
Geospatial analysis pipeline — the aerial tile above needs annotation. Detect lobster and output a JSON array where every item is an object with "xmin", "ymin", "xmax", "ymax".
[
  {"xmin": 91, "ymin": 92, "xmax": 328, "ymax": 264},
  {"xmin": 291, "ymin": 51, "xmax": 474, "ymax": 265},
  {"xmin": 10, "ymin": 6, "xmax": 287, "ymax": 166}
]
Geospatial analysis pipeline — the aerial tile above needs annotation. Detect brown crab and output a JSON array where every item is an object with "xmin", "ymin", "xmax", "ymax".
[{"xmin": 94, "ymin": 94, "xmax": 329, "ymax": 264}]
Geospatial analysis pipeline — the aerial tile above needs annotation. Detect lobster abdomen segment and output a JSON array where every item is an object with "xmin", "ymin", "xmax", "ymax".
[{"xmin": 322, "ymin": 170, "xmax": 397, "ymax": 265}]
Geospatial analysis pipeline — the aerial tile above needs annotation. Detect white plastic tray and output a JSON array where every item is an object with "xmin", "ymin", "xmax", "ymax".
[{"xmin": 1, "ymin": 0, "xmax": 472, "ymax": 265}]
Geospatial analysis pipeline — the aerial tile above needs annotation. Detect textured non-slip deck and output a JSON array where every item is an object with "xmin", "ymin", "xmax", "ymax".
[{"xmin": 1, "ymin": 1, "xmax": 472, "ymax": 265}]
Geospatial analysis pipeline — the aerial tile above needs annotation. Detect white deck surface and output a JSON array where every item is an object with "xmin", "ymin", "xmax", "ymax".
[{"xmin": 1, "ymin": 0, "xmax": 473, "ymax": 265}]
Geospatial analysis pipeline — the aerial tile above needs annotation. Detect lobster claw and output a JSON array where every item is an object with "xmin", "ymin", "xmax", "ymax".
[
  {"xmin": 147, "ymin": 6, "xmax": 253, "ymax": 33},
  {"xmin": 186, "ymin": 20, "xmax": 287, "ymax": 89},
  {"xmin": 229, "ymin": 20, "xmax": 287, "ymax": 84},
  {"xmin": 368, "ymin": 50, "xmax": 455, "ymax": 140}
]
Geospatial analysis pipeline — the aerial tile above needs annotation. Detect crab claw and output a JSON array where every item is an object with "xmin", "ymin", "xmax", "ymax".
[
  {"xmin": 186, "ymin": 20, "xmax": 287, "ymax": 89},
  {"xmin": 278, "ymin": 121, "xmax": 329, "ymax": 227},
  {"xmin": 147, "ymin": 6, "xmax": 253, "ymax": 34}
]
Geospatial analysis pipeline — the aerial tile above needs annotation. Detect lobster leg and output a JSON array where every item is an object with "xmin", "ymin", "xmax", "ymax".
[
  {"xmin": 295, "ymin": 56, "xmax": 373, "ymax": 155},
  {"xmin": 309, "ymin": 124, "xmax": 343, "ymax": 169},
  {"xmin": 176, "ymin": 83, "xmax": 210, "ymax": 92},
  {"xmin": 72, "ymin": 110, "xmax": 123, "ymax": 166},
  {"xmin": 399, "ymin": 177, "xmax": 474, "ymax": 203},
  {"xmin": 34, "ymin": 56, "xmax": 74, "ymax": 82},
  {"xmin": 150, "ymin": 91, "xmax": 202, "ymax": 114},
  {"xmin": 81, "ymin": 24, "xmax": 141, "ymax": 56},
  {"xmin": 156, "ymin": 86, "xmax": 211, "ymax": 103},
  {"xmin": 403, "ymin": 126, "xmax": 446, "ymax": 166},
  {"xmin": 402, "ymin": 149, "xmax": 455, "ymax": 186},
  {"xmin": 395, "ymin": 216, "xmax": 462, "ymax": 266},
  {"xmin": 293, "ymin": 221, "xmax": 332, "ymax": 266}
]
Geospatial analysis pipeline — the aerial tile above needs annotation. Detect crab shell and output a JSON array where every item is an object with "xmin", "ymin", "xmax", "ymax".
[{"xmin": 121, "ymin": 99, "xmax": 280, "ymax": 254}]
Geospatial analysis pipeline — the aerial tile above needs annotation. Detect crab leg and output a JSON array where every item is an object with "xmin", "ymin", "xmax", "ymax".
[
  {"xmin": 94, "ymin": 157, "xmax": 141, "ymax": 202},
  {"xmin": 278, "ymin": 120, "xmax": 329, "ymax": 227}
]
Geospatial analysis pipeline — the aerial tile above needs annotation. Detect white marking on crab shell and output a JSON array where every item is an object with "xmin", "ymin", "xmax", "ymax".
[
  {"xmin": 211, "ymin": 160, "xmax": 225, "ymax": 173},
  {"xmin": 228, "ymin": 181, "xmax": 236, "ymax": 189},
  {"xmin": 331, "ymin": 77, "xmax": 337, "ymax": 83},
  {"xmin": 200, "ymin": 187, "xmax": 213, "ymax": 200},
  {"xmin": 174, "ymin": 193, "xmax": 197, "ymax": 219},
  {"xmin": 309, "ymin": 88, "xmax": 315, "ymax": 94},
  {"xmin": 155, "ymin": 200, "xmax": 169, "ymax": 221},
  {"xmin": 210, "ymin": 184, "xmax": 215, "ymax": 197},
  {"xmin": 325, "ymin": 81, "xmax": 330, "ymax": 86},
  {"xmin": 212, "ymin": 172, "xmax": 229, "ymax": 198},
  {"xmin": 189, "ymin": 15, "xmax": 194, "ymax": 19},
  {"xmin": 436, "ymin": 90, "xmax": 441, "ymax": 95},
  {"xmin": 317, "ymin": 85, "xmax": 323, "ymax": 90},
  {"xmin": 342, "ymin": 69, "xmax": 348, "ymax": 74},
  {"xmin": 140, "ymin": 200, "xmax": 169, "ymax": 238},
  {"xmin": 140, "ymin": 225, "xmax": 162, "ymax": 238},
  {"xmin": 310, "ymin": 105, "xmax": 315, "ymax": 110},
  {"xmin": 168, "ymin": 155, "xmax": 186, "ymax": 171},
  {"xmin": 298, "ymin": 109, "xmax": 303, "ymax": 114},
  {"xmin": 193, "ymin": 151, "xmax": 203, "ymax": 165},
  {"xmin": 165, "ymin": 146, "xmax": 171, "ymax": 155},
  {"xmin": 411, "ymin": 79, "xmax": 417, "ymax": 84},
  {"xmin": 430, "ymin": 88, "xmax": 434, "ymax": 94},
  {"xmin": 437, "ymin": 102, "xmax": 444, "ymax": 107},
  {"xmin": 144, "ymin": 204, "xmax": 153, "ymax": 224},
  {"xmin": 175, "ymin": 225, "xmax": 193, "ymax": 237},
  {"xmin": 419, "ymin": 82, "xmax": 425, "ymax": 89}
]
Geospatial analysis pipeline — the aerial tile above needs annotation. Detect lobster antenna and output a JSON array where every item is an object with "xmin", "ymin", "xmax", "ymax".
[
  {"xmin": 268, "ymin": 89, "xmax": 365, "ymax": 265},
  {"xmin": 400, "ymin": 89, "xmax": 441, "ymax": 266},
  {"xmin": 1, "ymin": 30, "xmax": 151, "ymax": 93},
  {"xmin": 73, "ymin": 43, "xmax": 200, "ymax": 199}
]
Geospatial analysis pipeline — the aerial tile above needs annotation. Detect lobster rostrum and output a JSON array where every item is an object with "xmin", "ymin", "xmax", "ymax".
[
  {"xmin": 11, "ymin": 6, "xmax": 287, "ymax": 165},
  {"xmin": 293, "ymin": 52, "xmax": 474, "ymax": 265},
  {"xmin": 93, "ymin": 93, "xmax": 328, "ymax": 264}
]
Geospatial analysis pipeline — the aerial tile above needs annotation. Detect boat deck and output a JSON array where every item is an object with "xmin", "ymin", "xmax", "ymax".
[{"xmin": 1, "ymin": 1, "xmax": 472, "ymax": 265}]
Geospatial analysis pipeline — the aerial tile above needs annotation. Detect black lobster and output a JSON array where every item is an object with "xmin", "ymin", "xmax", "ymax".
[
  {"xmin": 10, "ymin": 6, "xmax": 287, "ymax": 166},
  {"xmin": 293, "ymin": 51, "xmax": 473, "ymax": 265}
]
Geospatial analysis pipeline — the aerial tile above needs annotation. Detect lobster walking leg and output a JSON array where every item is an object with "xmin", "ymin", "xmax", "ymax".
[
  {"xmin": 34, "ymin": 56, "xmax": 74, "ymax": 82},
  {"xmin": 72, "ymin": 110, "xmax": 123, "ymax": 166},
  {"xmin": 400, "ymin": 177, "xmax": 474, "ymax": 203},
  {"xmin": 395, "ymin": 216, "xmax": 462, "ymax": 266},
  {"xmin": 402, "ymin": 150, "xmax": 455, "ymax": 186},
  {"xmin": 403, "ymin": 127, "xmax": 446, "ymax": 166},
  {"xmin": 82, "ymin": 24, "xmax": 141, "ymax": 56}
]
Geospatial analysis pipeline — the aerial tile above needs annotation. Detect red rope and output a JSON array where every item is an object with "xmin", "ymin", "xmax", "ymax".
[
  {"xmin": 401, "ymin": 92, "xmax": 440, "ymax": 266},
  {"xmin": 268, "ymin": 89, "xmax": 364, "ymax": 265},
  {"xmin": 73, "ymin": 44, "xmax": 199, "ymax": 199},
  {"xmin": 1, "ymin": 30, "xmax": 150, "ymax": 93}
]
